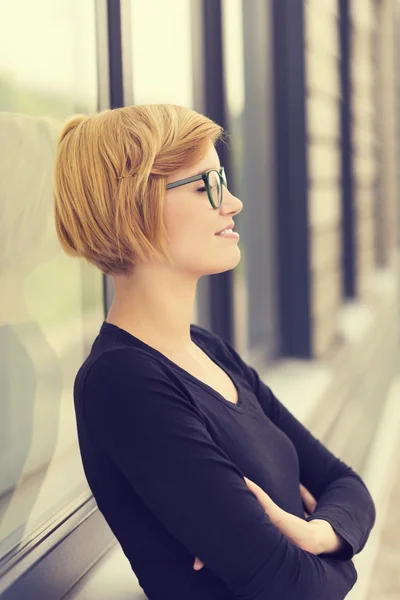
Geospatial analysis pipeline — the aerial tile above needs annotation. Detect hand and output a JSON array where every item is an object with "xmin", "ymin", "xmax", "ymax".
[
  {"xmin": 299, "ymin": 486, "xmax": 346, "ymax": 554},
  {"xmin": 193, "ymin": 479, "xmax": 319, "ymax": 571},
  {"xmin": 307, "ymin": 519, "xmax": 347, "ymax": 555},
  {"xmin": 242, "ymin": 477, "xmax": 321, "ymax": 554},
  {"xmin": 300, "ymin": 481, "xmax": 317, "ymax": 518}
]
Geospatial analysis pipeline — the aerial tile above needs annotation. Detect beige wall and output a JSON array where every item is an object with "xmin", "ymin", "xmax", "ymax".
[
  {"xmin": 376, "ymin": 0, "xmax": 398, "ymax": 265},
  {"xmin": 351, "ymin": 0, "xmax": 378, "ymax": 294},
  {"xmin": 304, "ymin": 0, "xmax": 398, "ymax": 358},
  {"xmin": 305, "ymin": 0, "xmax": 342, "ymax": 357}
]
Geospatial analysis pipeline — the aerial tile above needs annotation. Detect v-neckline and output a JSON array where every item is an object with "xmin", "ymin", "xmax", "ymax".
[{"xmin": 100, "ymin": 321, "xmax": 248, "ymax": 413}]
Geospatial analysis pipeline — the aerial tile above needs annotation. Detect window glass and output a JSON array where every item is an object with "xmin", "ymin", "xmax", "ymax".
[
  {"xmin": 0, "ymin": 0, "xmax": 103, "ymax": 562},
  {"xmin": 221, "ymin": 0, "xmax": 279, "ymax": 361},
  {"xmin": 221, "ymin": 0, "xmax": 248, "ymax": 354},
  {"xmin": 130, "ymin": 0, "xmax": 193, "ymax": 106},
  {"xmin": 128, "ymin": 0, "xmax": 211, "ymax": 324}
]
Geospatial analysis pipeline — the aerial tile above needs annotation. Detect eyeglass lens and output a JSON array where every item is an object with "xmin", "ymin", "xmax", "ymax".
[{"xmin": 207, "ymin": 170, "xmax": 223, "ymax": 207}]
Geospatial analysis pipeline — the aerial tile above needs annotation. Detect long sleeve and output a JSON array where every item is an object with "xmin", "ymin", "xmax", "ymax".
[
  {"xmin": 81, "ymin": 347, "xmax": 358, "ymax": 600},
  {"xmin": 217, "ymin": 333, "xmax": 377, "ymax": 562}
]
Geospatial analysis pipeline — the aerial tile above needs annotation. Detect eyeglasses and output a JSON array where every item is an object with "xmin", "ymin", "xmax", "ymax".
[{"xmin": 166, "ymin": 167, "xmax": 227, "ymax": 209}]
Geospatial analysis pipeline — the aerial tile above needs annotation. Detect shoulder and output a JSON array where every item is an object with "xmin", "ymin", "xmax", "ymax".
[
  {"xmin": 80, "ymin": 345, "xmax": 156, "ymax": 374},
  {"xmin": 76, "ymin": 346, "xmax": 206, "ymax": 429},
  {"xmin": 75, "ymin": 346, "xmax": 183, "ymax": 400},
  {"xmin": 190, "ymin": 323, "xmax": 240, "ymax": 357},
  {"xmin": 190, "ymin": 323, "xmax": 222, "ymax": 348}
]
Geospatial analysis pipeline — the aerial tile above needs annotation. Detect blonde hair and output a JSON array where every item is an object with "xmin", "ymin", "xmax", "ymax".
[{"xmin": 53, "ymin": 104, "xmax": 227, "ymax": 275}]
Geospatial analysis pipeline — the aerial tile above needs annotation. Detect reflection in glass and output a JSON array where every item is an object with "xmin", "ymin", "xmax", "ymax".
[{"xmin": 0, "ymin": 0, "xmax": 103, "ymax": 562}]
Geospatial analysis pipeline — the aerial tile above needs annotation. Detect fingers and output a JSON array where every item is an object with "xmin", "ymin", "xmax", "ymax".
[
  {"xmin": 244, "ymin": 479, "xmax": 317, "ymax": 520},
  {"xmin": 193, "ymin": 556, "xmax": 204, "ymax": 570},
  {"xmin": 244, "ymin": 476, "xmax": 286, "ymax": 527},
  {"xmin": 299, "ymin": 482, "xmax": 317, "ymax": 514},
  {"xmin": 244, "ymin": 477, "xmax": 274, "ymax": 509}
]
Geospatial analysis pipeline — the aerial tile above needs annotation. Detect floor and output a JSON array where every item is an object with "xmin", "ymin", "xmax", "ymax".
[
  {"xmin": 364, "ymin": 430, "xmax": 400, "ymax": 599},
  {"xmin": 347, "ymin": 374, "xmax": 400, "ymax": 600}
]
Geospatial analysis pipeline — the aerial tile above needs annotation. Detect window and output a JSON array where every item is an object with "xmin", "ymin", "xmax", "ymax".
[
  {"xmin": 130, "ymin": 0, "xmax": 194, "ymax": 106},
  {"xmin": 0, "ymin": 0, "xmax": 103, "ymax": 567},
  {"xmin": 109, "ymin": 0, "xmax": 210, "ymax": 326},
  {"xmin": 221, "ymin": 0, "xmax": 279, "ymax": 363}
]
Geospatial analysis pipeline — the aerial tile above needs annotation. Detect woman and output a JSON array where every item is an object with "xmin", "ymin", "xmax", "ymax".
[{"xmin": 53, "ymin": 104, "xmax": 375, "ymax": 600}]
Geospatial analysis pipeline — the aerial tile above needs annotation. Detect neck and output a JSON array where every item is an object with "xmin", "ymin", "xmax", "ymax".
[{"xmin": 106, "ymin": 264, "xmax": 198, "ymax": 352}]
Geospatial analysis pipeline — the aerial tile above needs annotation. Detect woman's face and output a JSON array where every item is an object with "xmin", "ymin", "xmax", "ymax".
[{"xmin": 163, "ymin": 142, "xmax": 243, "ymax": 278}]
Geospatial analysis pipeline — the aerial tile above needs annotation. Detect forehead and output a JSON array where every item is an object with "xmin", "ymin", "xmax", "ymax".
[{"xmin": 167, "ymin": 144, "xmax": 220, "ymax": 183}]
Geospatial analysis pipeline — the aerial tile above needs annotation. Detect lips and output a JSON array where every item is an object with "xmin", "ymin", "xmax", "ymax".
[{"xmin": 215, "ymin": 221, "xmax": 235, "ymax": 235}]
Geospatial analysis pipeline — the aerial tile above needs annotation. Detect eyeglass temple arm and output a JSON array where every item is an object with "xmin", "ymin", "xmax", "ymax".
[
  {"xmin": 166, "ymin": 168, "xmax": 224, "ymax": 190},
  {"xmin": 166, "ymin": 173, "xmax": 206, "ymax": 190}
]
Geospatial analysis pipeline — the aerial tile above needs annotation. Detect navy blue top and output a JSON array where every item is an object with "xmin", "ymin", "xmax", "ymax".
[{"xmin": 74, "ymin": 321, "xmax": 376, "ymax": 600}]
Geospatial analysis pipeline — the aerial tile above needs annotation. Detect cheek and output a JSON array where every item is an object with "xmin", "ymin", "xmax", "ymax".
[
  {"xmin": 169, "ymin": 228, "xmax": 209, "ymax": 255},
  {"xmin": 163, "ymin": 197, "xmax": 212, "ymax": 247},
  {"xmin": 165, "ymin": 218, "xmax": 215, "ymax": 266},
  {"xmin": 163, "ymin": 193, "xmax": 226, "ymax": 265},
  {"xmin": 163, "ymin": 194, "xmax": 193, "ymax": 233}
]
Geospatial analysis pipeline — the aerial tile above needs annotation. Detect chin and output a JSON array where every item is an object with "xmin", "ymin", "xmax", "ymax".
[{"xmin": 207, "ymin": 249, "xmax": 242, "ymax": 276}]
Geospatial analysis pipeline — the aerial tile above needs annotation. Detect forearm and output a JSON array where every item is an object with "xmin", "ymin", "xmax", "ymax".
[
  {"xmin": 301, "ymin": 468, "xmax": 377, "ymax": 562},
  {"xmin": 309, "ymin": 519, "xmax": 346, "ymax": 555},
  {"xmin": 251, "ymin": 381, "xmax": 376, "ymax": 558}
]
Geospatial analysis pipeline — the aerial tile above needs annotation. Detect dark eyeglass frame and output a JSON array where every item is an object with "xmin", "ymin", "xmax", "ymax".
[{"xmin": 166, "ymin": 167, "xmax": 227, "ymax": 209}]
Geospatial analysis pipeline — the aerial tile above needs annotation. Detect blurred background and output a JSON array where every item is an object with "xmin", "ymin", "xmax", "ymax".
[{"xmin": 0, "ymin": 1, "xmax": 399, "ymax": 599}]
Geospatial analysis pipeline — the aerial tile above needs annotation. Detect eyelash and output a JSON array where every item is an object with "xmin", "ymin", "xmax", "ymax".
[{"xmin": 196, "ymin": 187, "xmax": 207, "ymax": 193}]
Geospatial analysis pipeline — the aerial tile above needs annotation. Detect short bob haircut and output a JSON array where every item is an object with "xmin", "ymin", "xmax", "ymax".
[{"xmin": 53, "ymin": 104, "xmax": 227, "ymax": 276}]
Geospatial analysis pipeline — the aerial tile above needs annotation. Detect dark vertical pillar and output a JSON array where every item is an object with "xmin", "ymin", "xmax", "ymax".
[
  {"xmin": 202, "ymin": 0, "xmax": 235, "ymax": 345},
  {"xmin": 339, "ymin": 0, "xmax": 357, "ymax": 297},
  {"xmin": 107, "ymin": 0, "xmax": 124, "ymax": 109},
  {"xmin": 272, "ymin": 0, "xmax": 312, "ymax": 358},
  {"xmin": 103, "ymin": 0, "xmax": 124, "ymax": 315}
]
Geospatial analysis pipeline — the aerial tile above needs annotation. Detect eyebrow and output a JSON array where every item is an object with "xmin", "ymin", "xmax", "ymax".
[{"xmin": 191, "ymin": 166, "xmax": 222, "ymax": 178}]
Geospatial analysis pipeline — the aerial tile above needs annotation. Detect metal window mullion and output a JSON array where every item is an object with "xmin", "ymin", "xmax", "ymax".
[{"xmin": 339, "ymin": 0, "xmax": 357, "ymax": 298}]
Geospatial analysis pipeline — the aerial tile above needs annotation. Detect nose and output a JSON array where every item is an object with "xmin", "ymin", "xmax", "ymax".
[{"xmin": 221, "ymin": 188, "xmax": 243, "ymax": 216}]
